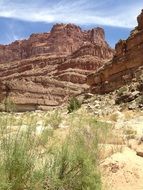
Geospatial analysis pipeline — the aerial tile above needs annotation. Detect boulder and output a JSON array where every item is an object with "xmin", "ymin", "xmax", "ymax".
[{"xmin": 115, "ymin": 91, "xmax": 140, "ymax": 104}]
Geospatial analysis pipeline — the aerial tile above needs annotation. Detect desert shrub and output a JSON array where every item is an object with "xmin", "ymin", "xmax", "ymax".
[
  {"xmin": 67, "ymin": 97, "xmax": 81, "ymax": 113},
  {"xmin": 45, "ymin": 123, "xmax": 102, "ymax": 190},
  {"xmin": 0, "ymin": 111, "xmax": 103, "ymax": 190},
  {"xmin": 117, "ymin": 86, "xmax": 128, "ymax": 96},
  {"xmin": 0, "ymin": 114, "xmax": 50, "ymax": 190},
  {"xmin": 44, "ymin": 110, "xmax": 62, "ymax": 129},
  {"xmin": 4, "ymin": 97, "xmax": 15, "ymax": 112},
  {"xmin": 40, "ymin": 128, "xmax": 54, "ymax": 146},
  {"xmin": 0, "ymin": 127, "xmax": 44, "ymax": 190}
]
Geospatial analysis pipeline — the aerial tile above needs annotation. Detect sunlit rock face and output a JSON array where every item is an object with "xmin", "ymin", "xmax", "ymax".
[
  {"xmin": 0, "ymin": 23, "xmax": 113, "ymax": 111},
  {"xmin": 0, "ymin": 24, "xmax": 112, "ymax": 63},
  {"xmin": 87, "ymin": 10, "xmax": 143, "ymax": 94}
]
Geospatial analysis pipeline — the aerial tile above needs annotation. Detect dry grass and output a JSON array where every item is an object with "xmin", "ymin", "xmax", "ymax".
[
  {"xmin": 0, "ymin": 107, "xmax": 132, "ymax": 190},
  {"xmin": 0, "ymin": 109, "xmax": 105, "ymax": 190}
]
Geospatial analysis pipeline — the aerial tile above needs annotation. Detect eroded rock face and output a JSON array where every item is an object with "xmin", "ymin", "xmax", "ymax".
[
  {"xmin": 0, "ymin": 24, "xmax": 113, "ymax": 111},
  {"xmin": 137, "ymin": 9, "xmax": 143, "ymax": 30},
  {"xmin": 87, "ymin": 10, "xmax": 143, "ymax": 94},
  {"xmin": 0, "ymin": 24, "xmax": 110, "ymax": 64}
]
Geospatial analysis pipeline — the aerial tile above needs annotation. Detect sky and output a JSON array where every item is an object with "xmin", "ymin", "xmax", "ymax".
[{"xmin": 0, "ymin": 0, "xmax": 143, "ymax": 47}]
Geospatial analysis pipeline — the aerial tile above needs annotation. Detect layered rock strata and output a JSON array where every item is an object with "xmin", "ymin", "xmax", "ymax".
[
  {"xmin": 0, "ymin": 24, "xmax": 113, "ymax": 111},
  {"xmin": 87, "ymin": 10, "xmax": 143, "ymax": 94}
]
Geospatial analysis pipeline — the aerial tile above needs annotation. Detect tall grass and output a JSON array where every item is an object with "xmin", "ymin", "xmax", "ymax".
[
  {"xmin": 0, "ymin": 118, "xmax": 44, "ymax": 189},
  {"xmin": 45, "ymin": 124, "xmax": 102, "ymax": 190},
  {"xmin": 0, "ymin": 110, "xmax": 107, "ymax": 190}
]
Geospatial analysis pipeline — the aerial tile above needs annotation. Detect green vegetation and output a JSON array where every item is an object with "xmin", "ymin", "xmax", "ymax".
[
  {"xmin": 0, "ymin": 97, "xmax": 15, "ymax": 112},
  {"xmin": 67, "ymin": 97, "xmax": 81, "ymax": 113},
  {"xmin": 117, "ymin": 86, "xmax": 128, "ymax": 96},
  {"xmin": 44, "ymin": 110, "xmax": 62, "ymax": 129},
  {"xmin": 0, "ymin": 110, "xmax": 110, "ymax": 190}
]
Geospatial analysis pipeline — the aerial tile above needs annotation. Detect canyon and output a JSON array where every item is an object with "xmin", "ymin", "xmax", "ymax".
[
  {"xmin": 0, "ymin": 24, "xmax": 113, "ymax": 111},
  {"xmin": 0, "ymin": 6, "xmax": 143, "ymax": 190},
  {"xmin": 0, "ymin": 10, "xmax": 143, "ymax": 111}
]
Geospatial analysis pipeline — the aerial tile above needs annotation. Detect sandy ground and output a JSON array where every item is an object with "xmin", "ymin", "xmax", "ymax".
[
  {"xmin": 101, "ymin": 147, "xmax": 143, "ymax": 190},
  {"xmin": 101, "ymin": 111, "xmax": 143, "ymax": 190}
]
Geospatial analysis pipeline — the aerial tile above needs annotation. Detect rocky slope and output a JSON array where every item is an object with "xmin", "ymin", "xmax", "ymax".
[
  {"xmin": 0, "ymin": 24, "xmax": 113, "ymax": 111},
  {"xmin": 87, "ymin": 10, "xmax": 143, "ymax": 94}
]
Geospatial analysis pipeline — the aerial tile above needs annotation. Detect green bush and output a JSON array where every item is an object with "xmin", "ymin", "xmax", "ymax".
[
  {"xmin": 45, "ymin": 124, "xmax": 102, "ymax": 190},
  {"xmin": 0, "ymin": 127, "xmax": 45, "ymax": 190},
  {"xmin": 67, "ymin": 97, "xmax": 81, "ymax": 113},
  {"xmin": 0, "ymin": 112, "xmax": 103, "ymax": 190},
  {"xmin": 0, "ymin": 114, "xmax": 49, "ymax": 190}
]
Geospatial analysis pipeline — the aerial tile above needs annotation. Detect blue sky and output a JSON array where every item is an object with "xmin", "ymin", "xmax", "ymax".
[{"xmin": 0, "ymin": 0, "xmax": 143, "ymax": 47}]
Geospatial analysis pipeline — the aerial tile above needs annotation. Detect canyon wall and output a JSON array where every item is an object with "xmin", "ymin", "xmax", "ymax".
[
  {"xmin": 0, "ymin": 24, "xmax": 110, "ymax": 63},
  {"xmin": 0, "ymin": 24, "xmax": 113, "ymax": 111},
  {"xmin": 87, "ymin": 10, "xmax": 143, "ymax": 94}
]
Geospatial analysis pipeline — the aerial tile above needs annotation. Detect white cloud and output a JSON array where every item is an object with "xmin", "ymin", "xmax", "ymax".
[{"xmin": 0, "ymin": 0, "xmax": 142, "ymax": 28}]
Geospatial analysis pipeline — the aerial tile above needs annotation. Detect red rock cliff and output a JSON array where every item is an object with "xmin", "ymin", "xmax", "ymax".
[
  {"xmin": 87, "ymin": 10, "xmax": 143, "ymax": 94},
  {"xmin": 0, "ymin": 24, "xmax": 110, "ymax": 63},
  {"xmin": 0, "ymin": 23, "xmax": 113, "ymax": 111}
]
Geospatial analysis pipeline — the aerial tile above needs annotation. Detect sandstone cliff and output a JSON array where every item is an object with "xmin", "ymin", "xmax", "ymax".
[
  {"xmin": 0, "ymin": 24, "xmax": 113, "ymax": 111},
  {"xmin": 0, "ymin": 24, "xmax": 110, "ymax": 63},
  {"xmin": 87, "ymin": 10, "xmax": 143, "ymax": 94}
]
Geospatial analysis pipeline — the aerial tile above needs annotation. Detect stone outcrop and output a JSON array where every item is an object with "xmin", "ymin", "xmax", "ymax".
[
  {"xmin": 0, "ymin": 24, "xmax": 113, "ymax": 111},
  {"xmin": 87, "ymin": 10, "xmax": 143, "ymax": 94}
]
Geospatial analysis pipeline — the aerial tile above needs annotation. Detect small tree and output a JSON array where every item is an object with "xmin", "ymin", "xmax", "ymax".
[{"xmin": 67, "ymin": 97, "xmax": 81, "ymax": 113}]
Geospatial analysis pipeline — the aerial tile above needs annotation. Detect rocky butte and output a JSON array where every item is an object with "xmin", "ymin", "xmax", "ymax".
[
  {"xmin": 0, "ymin": 24, "xmax": 113, "ymax": 111},
  {"xmin": 87, "ymin": 10, "xmax": 143, "ymax": 94}
]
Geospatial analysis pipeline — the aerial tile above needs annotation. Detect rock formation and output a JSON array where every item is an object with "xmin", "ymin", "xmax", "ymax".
[
  {"xmin": 0, "ymin": 24, "xmax": 113, "ymax": 111},
  {"xmin": 0, "ymin": 24, "xmax": 110, "ymax": 63},
  {"xmin": 87, "ymin": 10, "xmax": 143, "ymax": 94}
]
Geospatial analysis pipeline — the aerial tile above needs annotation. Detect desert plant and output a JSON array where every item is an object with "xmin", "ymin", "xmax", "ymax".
[
  {"xmin": 44, "ymin": 110, "xmax": 62, "ymax": 129},
  {"xmin": 117, "ymin": 86, "xmax": 128, "ymax": 96},
  {"xmin": 45, "ymin": 124, "xmax": 102, "ymax": 190},
  {"xmin": 4, "ymin": 97, "xmax": 15, "ymax": 112},
  {"xmin": 0, "ymin": 127, "xmax": 43, "ymax": 190},
  {"xmin": 0, "ymin": 111, "xmax": 104, "ymax": 190},
  {"xmin": 0, "ymin": 113, "xmax": 50, "ymax": 190},
  {"xmin": 67, "ymin": 97, "xmax": 81, "ymax": 113}
]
